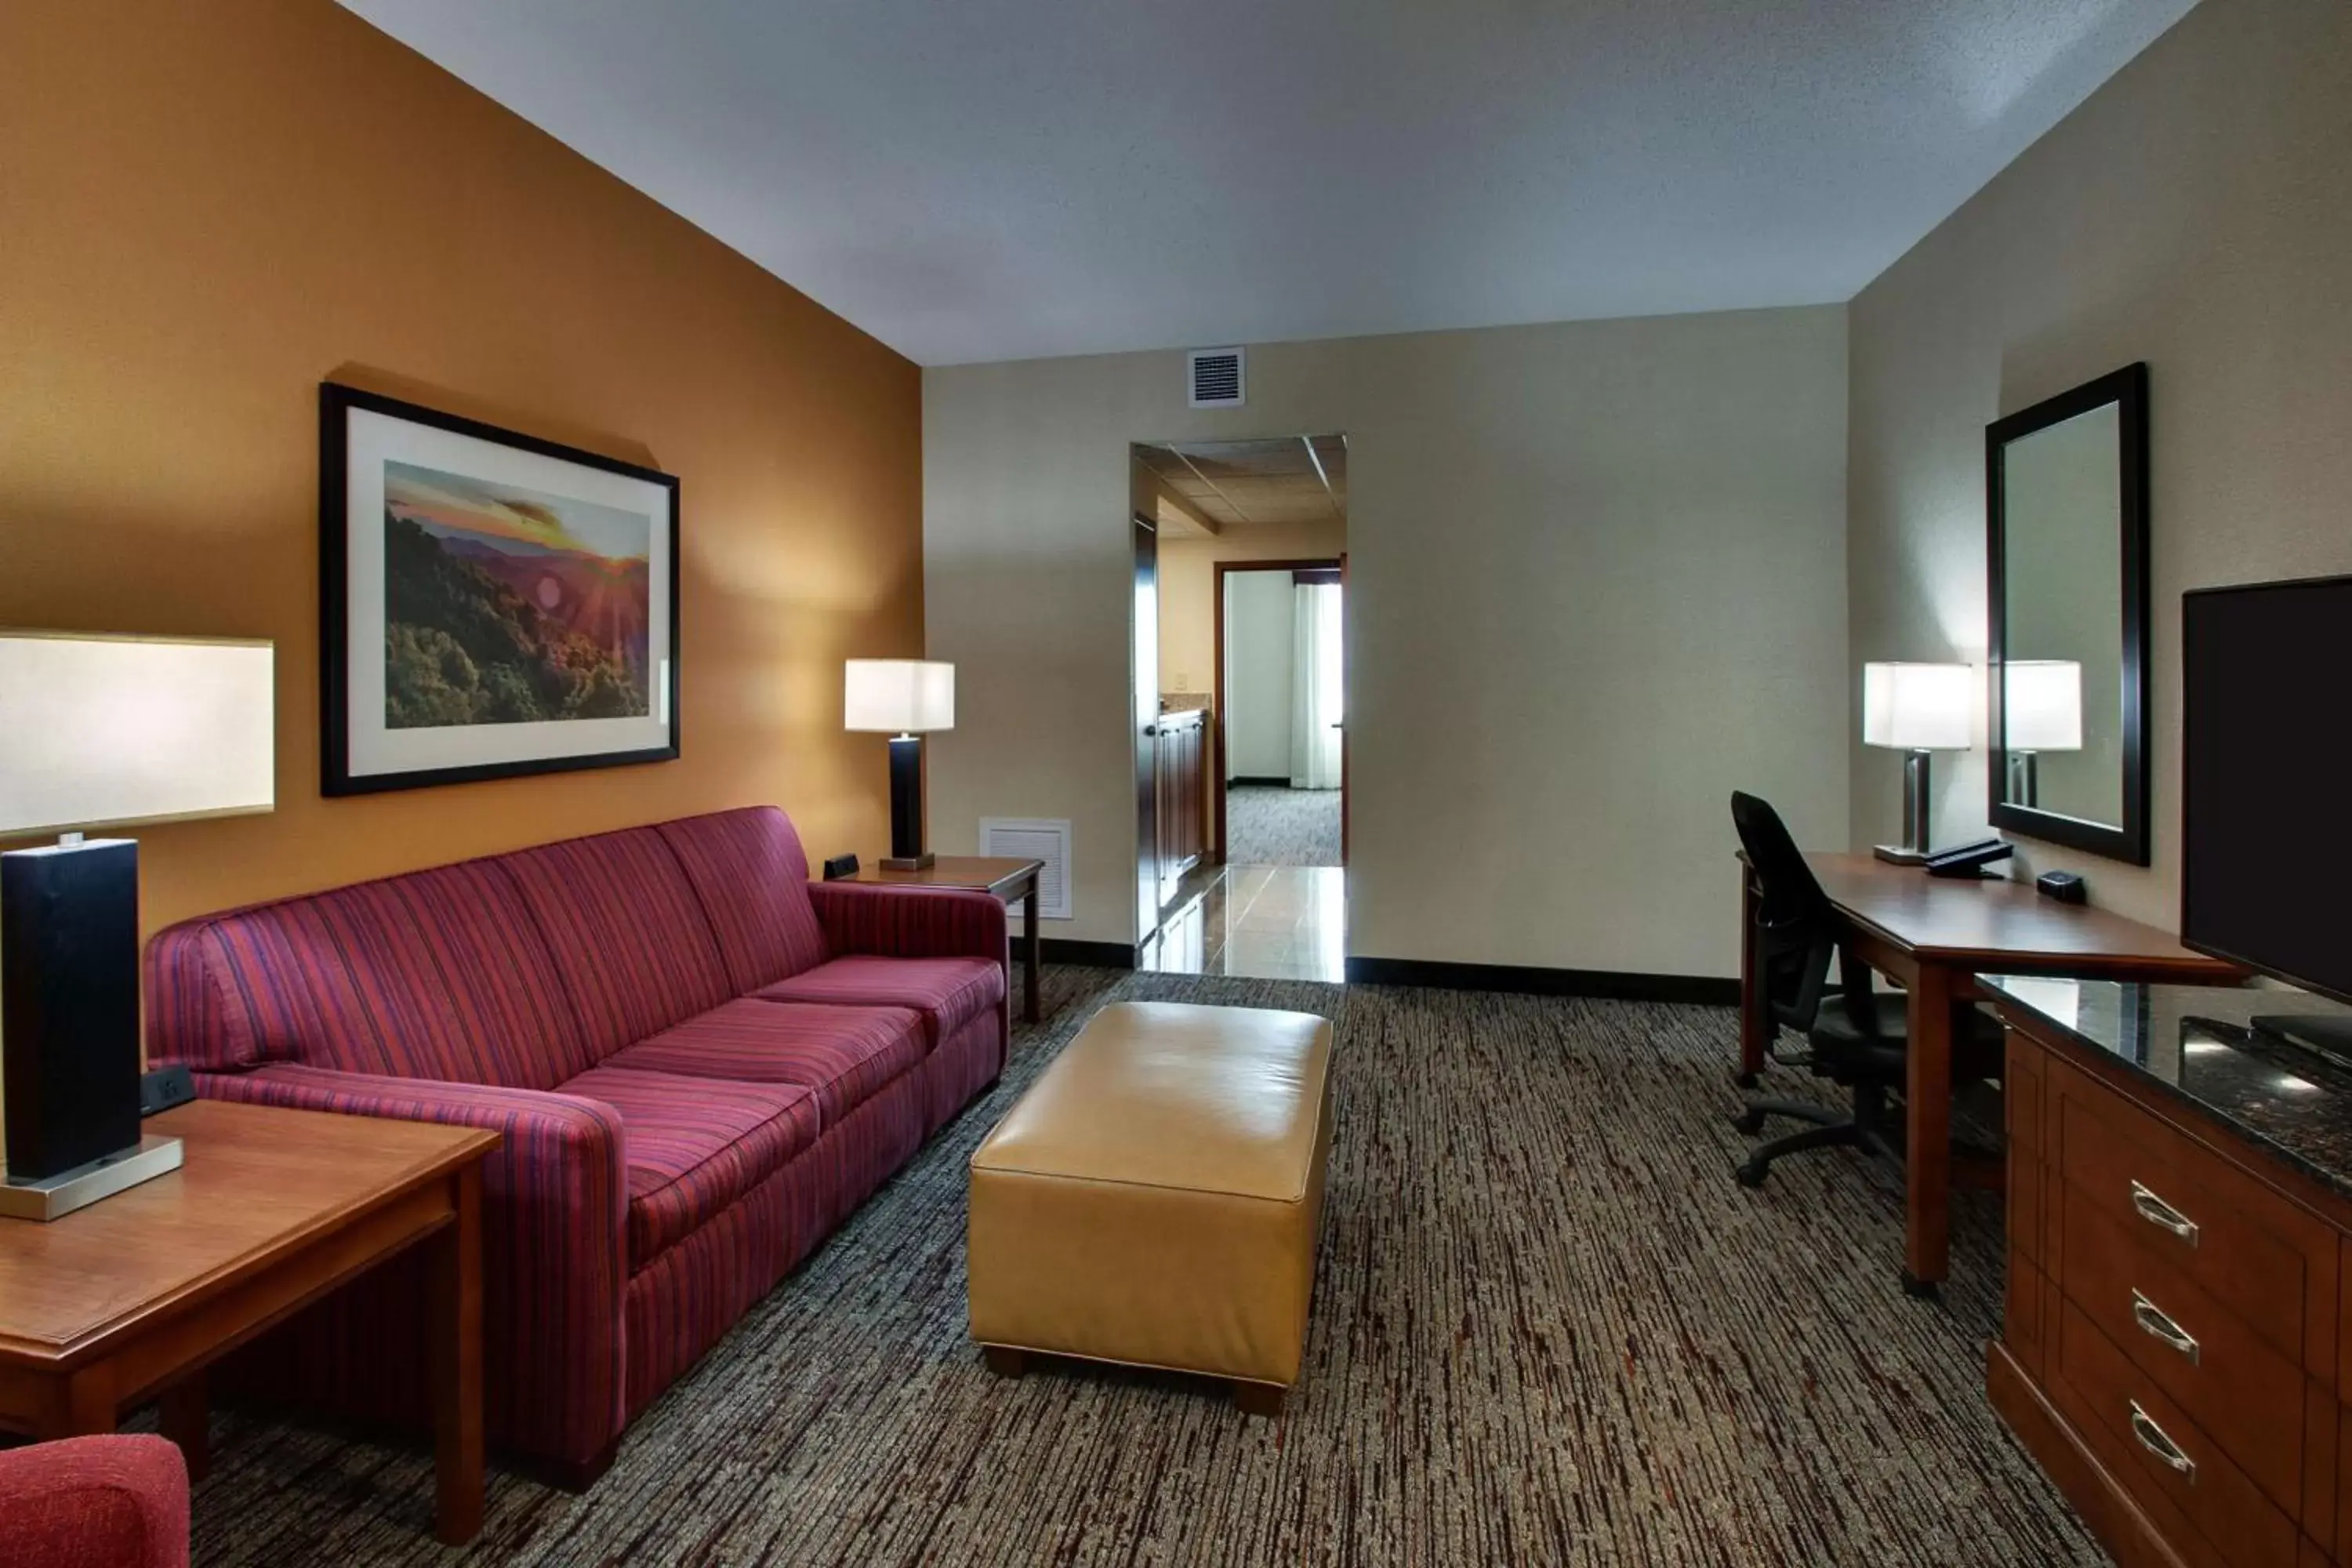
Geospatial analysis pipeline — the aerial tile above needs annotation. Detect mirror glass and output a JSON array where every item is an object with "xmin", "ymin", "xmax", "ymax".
[
  {"xmin": 1998, "ymin": 404, "xmax": 2123, "ymax": 825},
  {"xmin": 1989, "ymin": 364, "xmax": 2147, "ymax": 864}
]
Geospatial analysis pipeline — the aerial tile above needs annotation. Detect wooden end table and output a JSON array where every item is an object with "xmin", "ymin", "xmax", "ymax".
[
  {"xmin": 834, "ymin": 856, "xmax": 1047, "ymax": 1023},
  {"xmin": 0, "ymin": 1098, "xmax": 499, "ymax": 1544}
]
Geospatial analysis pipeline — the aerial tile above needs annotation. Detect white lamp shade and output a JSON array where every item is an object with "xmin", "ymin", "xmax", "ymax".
[
  {"xmin": 844, "ymin": 659, "xmax": 954, "ymax": 734},
  {"xmin": 1861, "ymin": 661, "xmax": 1973, "ymax": 751},
  {"xmin": 2003, "ymin": 660, "xmax": 2083, "ymax": 751},
  {"xmin": 0, "ymin": 632, "xmax": 276, "ymax": 839}
]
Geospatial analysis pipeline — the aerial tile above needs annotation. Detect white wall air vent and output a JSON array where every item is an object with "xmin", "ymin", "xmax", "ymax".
[
  {"xmin": 1187, "ymin": 347, "xmax": 1246, "ymax": 408},
  {"xmin": 978, "ymin": 818, "xmax": 1072, "ymax": 924}
]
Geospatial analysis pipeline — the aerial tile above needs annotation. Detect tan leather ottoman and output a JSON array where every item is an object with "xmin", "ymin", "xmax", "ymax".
[{"xmin": 967, "ymin": 1000, "xmax": 1334, "ymax": 1414}]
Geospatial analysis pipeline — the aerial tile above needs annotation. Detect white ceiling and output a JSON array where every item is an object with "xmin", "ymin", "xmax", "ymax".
[{"xmin": 339, "ymin": 0, "xmax": 2198, "ymax": 368}]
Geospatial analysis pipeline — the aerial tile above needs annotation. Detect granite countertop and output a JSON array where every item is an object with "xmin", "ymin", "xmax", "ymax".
[{"xmin": 1982, "ymin": 974, "xmax": 2352, "ymax": 1200}]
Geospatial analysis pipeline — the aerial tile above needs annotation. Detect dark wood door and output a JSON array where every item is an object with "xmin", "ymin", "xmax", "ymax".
[
  {"xmin": 1133, "ymin": 515, "xmax": 1161, "ymax": 946},
  {"xmin": 1155, "ymin": 710, "xmax": 1205, "ymax": 908}
]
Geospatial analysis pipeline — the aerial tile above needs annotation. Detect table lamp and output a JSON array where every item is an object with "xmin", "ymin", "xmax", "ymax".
[
  {"xmin": 844, "ymin": 659, "xmax": 954, "ymax": 870},
  {"xmin": 1861, "ymin": 661, "xmax": 1972, "ymax": 865},
  {"xmin": 0, "ymin": 631, "xmax": 275, "ymax": 1220},
  {"xmin": 2001, "ymin": 660, "xmax": 2082, "ymax": 810}
]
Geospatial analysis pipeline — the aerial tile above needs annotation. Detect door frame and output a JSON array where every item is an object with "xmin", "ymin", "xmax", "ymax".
[
  {"xmin": 1211, "ymin": 556, "xmax": 1345, "ymax": 866},
  {"xmin": 1132, "ymin": 514, "xmax": 1162, "ymax": 949}
]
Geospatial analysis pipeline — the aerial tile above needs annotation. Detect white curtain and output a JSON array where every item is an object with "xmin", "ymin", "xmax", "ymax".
[{"xmin": 1290, "ymin": 579, "xmax": 1343, "ymax": 789}]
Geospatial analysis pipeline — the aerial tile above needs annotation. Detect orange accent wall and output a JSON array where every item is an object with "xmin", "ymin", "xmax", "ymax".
[{"xmin": 0, "ymin": 0, "xmax": 924, "ymax": 938}]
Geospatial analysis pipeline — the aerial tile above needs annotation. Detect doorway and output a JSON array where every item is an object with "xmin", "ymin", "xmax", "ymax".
[{"xmin": 1131, "ymin": 436, "xmax": 1347, "ymax": 982}]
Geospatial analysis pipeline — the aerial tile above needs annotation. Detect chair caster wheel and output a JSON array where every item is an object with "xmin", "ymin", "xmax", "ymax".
[
  {"xmin": 1732, "ymin": 1109, "xmax": 1766, "ymax": 1136},
  {"xmin": 1734, "ymin": 1072, "xmax": 1759, "ymax": 1090},
  {"xmin": 1900, "ymin": 1270, "xmax": 1939, "ymax": 1301},
  {"xmin": 1735, "ymin": 1161, "xmax": 1767, "ymax": 1189}
]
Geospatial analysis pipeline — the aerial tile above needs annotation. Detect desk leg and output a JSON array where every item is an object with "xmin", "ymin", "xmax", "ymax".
[
  {"xmin": 1737, "ymin": 870, "xmax": 1765, "ymax": 1087},
  {"xmin": 426, "ymin": 1164, "xmax": 485, "ymax": 1546},
  {"xmin": 32, "ymin": 1365, "xmax": 118, "ymax": 1440},
  {"xmin": 1902, "ymin": 963, "xmax": 1957, "ymax": 1298},
  {"xmin": 1022, "ymin": 879, "xmax": 1041, "ymax": 1024},
  {"xmin": 160, "ymin": 1372, "xmax": 210, "ymax": 1483}
]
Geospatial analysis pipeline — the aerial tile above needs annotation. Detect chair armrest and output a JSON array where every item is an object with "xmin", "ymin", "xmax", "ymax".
[
  {"xmin": 0, "ymin": 1436, "xmax": 189, "ymax": 1568},
  {"xmin": 809, "ymin": 883, "xmax": 1009, "ymax": 965},
  {"xmin": 195, "ymin": 1064, "xmax": 630, "ymax": 1466}
]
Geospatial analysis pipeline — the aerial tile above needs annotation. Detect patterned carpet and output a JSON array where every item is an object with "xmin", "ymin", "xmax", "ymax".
[
  {"xmin": 1226, "ymin": 785, "xmax": 1342, "ymax": 866},
  {"xmin": 176, "ymin": 967, "xmax": 2096, "ymax": 1566}
]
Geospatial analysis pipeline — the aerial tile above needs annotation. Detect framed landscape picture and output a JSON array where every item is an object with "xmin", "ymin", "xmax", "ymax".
[{"xmin": 320, "ymin": 383, "xmax": 680, "ymax": 796}]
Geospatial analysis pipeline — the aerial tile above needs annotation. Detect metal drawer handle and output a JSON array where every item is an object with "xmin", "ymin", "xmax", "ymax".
[
  {"xmin": 2129, "ymin": 1401, "xmax": 2198, "ymax": 1483},
  {"xmin": 2129, "ymin": 1180, "xmax": 2199, "ymax": 1247},
  {"xmin": 2131, "ymin": 1290, "xmax": 2201, "ymax": 1365}
]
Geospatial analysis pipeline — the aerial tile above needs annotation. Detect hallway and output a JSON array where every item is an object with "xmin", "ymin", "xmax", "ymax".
[
  {"xmin": 1224, "ymin": 785, "xmax": 1341, "ymax": 867},
  {"xmin": 1138, "ymin": 864, "xmax": 1345, "ymax": 983}
]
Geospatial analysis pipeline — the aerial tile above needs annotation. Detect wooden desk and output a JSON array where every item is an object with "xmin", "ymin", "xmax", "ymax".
[
  {"xmin": 837, "ymin": 855, "xmax": 1047, "ymax": 1024},
  {"xmin": 1737, "ymin": 852, "xmax": 2240, "ymax": 1294},
  {"xmin": 0, "ymin": 1099, "xmax": 499, "ymax": 1544}
]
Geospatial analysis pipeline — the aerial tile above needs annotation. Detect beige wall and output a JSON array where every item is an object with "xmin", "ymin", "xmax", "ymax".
[
  {"xmin": 1157, "ymin": 518, "xmax": 1347, "ymax": 698},
  {"xmin": 925, "ymin": 307, "xmax": 1849, "ymax": 971},
  {"xmin": 1847, "ymin": 0, "xmax": 2352, "ymax": 928}
]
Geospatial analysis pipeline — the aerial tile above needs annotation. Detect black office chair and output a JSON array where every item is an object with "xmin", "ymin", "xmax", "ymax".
[{"xmin": 1727, "ymin": 791, "xmax": 2002, "ymax": 1189}]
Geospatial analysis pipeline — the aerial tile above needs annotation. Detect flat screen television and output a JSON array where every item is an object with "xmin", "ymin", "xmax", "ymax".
[{"xmin": 2181, "ymin": 573, "xmax": 2352, "ymax": 1005}]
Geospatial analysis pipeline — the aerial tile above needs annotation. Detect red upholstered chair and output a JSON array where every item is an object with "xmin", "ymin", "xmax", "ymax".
[{"xmin": 0, "ymin": 1436, "xmax": 190, "ymax": 1568}]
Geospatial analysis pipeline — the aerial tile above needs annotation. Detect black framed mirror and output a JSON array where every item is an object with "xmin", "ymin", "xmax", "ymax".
[{"xmin": 1987, "ymin": 362, "xmax": 2150, "ymax": 864}]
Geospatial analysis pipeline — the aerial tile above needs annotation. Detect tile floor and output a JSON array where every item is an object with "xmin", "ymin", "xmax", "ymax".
[{"xmin": 1138, "ymin": 863, "xmax": 1346, "ymax": 982}]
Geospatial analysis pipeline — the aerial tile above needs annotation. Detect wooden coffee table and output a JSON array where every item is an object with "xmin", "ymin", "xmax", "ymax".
[
  {"xmin": 0, "ymin": 1098, "xmax": 499, "ymax": 1544},
  {"xmin": 837, "ymin": 855, "xmax": 1047, "ymax": 1023}
]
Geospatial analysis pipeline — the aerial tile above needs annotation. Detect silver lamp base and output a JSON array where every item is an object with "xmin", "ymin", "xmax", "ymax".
[
  {"xmin": 1872, "ymin": 748, "xmax": 1936, "ymax": 866},
  {"xmin": 0, "ymin": 1134, "xmax": 183, "ymax": 1222}
]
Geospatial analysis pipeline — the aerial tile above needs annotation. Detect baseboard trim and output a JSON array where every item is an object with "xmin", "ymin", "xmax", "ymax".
[
  {"xmin": 1036, "ymin": 938, "xmax": 1137, "ymax": 969},
  {"xmin": 1342, "ymin": 956, "xmax": 1739, "ymax": 1007},
  {"xmin": 1225, "ymin": 775, "xmax": 1290, "ymax": 788}
]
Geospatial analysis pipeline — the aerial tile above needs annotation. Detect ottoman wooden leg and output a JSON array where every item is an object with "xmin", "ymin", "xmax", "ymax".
[
  {"xmin": 1232, "ymin": 1380, "xmax": 1285, "ymax": 1417},
  {"xmin": 982, "ymin": 1346, "xmax": 1028, "ymax": 1378}
]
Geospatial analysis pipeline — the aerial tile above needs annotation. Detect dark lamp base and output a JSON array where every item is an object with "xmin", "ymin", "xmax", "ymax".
[{"xmin": 880, "ymin": 852, "xmax": 936, "ymax": 872}]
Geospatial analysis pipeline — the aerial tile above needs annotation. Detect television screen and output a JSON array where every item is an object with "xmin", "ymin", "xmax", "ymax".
[{"xmin": 2181, "ymin": 575, "xmax": 2352, "ymax": 1003}]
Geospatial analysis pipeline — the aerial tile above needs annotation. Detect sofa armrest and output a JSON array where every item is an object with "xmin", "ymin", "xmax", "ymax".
[
  {"xmin": 196, "ymin": 1064, "xmax": 630, "ymax": 1470},
  {"xmin": 809, "ymin": 883, "xmax": 1009, "ymax": 965},
  {"xmin": 0, "ymin": 1436, "xmax": 189, "ymax": 1568}
]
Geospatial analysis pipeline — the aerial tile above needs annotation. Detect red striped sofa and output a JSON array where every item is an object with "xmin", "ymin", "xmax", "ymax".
[{"xmin": 143, "ymin": 806, "xmax": 1008, "ymax": 1485}]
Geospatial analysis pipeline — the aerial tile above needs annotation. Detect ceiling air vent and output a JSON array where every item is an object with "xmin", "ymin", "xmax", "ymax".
[{"xmin": 1187, "ymin": 347, "xmax": 1246, "ymax": 409}]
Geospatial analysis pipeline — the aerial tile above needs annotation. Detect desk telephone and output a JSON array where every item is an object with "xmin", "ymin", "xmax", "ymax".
[{"xmin": 1923, "ymin": 838, "xmax": 2014, "ymax": 878}]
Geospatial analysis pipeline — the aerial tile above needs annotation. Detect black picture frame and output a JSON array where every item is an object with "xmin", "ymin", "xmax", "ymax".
[
  {"xmin": 1985, "ymin": 361, "xmax": 2150, "ymax": 864},
  {"xmin": 319, "ymin": 382, "xmax": 681, "ymax": 797}
]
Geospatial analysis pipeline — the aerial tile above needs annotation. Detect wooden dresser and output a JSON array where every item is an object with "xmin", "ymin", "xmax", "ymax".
[
  {"xmin": 1986, "ymin": 975, "xmax": 2352, "ymax": 1568},
  {"xmin": 1155, "ymin": 706, "xmax": 1207, "ymax": 879}
]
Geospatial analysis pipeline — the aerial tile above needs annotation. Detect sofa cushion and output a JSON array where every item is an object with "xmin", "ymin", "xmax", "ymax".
[
  {"xmin": 143, "ymin": 858, "xmax": 593, "ymax": 1088},
  {"xmin": 608, "ymin": 999, "xmax": 924, "ymax": 1129},
  {"xmin": 656, "ymin": 808, "xmax": 830, "ymax": 993},
  {"xmin": 559, "ymin": 1065, "xmax": 820, "ymax": 1268},
  {"xmin": 753, "ymin": 956, "xmax": 1005, "ymax": 1048},
  {"xmin": 500, "ymin": 827, "xmax": 736, "ymax": 1062}
]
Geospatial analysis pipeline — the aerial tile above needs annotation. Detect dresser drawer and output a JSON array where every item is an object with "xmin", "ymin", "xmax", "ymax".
[
  {"xmin": 2051, "ymin": 1060, "xmax": 2337, "ymax": 1374},
  {"xmin": 2052, "ymin": 1298, "xmax": 2299, "ymax": 1568},
  {"xmin": 2061, "ymin": 1185, "xmax": 2307, "ymax": 1517}
]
